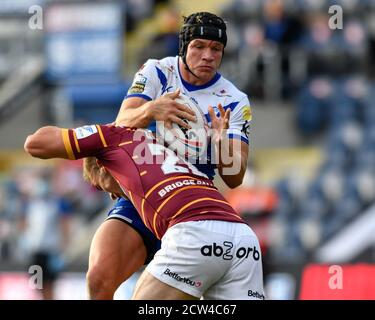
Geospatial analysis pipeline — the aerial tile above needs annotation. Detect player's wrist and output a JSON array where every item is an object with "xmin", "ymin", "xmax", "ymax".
[{"xmin": 143, "ymin": 101, "xmax": 155, "ymax": 123}]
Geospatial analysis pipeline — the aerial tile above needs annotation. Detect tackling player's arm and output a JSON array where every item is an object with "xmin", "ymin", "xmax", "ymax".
[
  {"xmin": 25, "ymin": 124, "xmax": 107, "ymax": 161},
  {"xmin": 24, "ymin": 126, "xmax": 69, "ymax": 159}
]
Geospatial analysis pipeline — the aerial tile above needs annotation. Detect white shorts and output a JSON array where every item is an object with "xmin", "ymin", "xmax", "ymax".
[{"xmin": 145, "ymin": 220, "xmax": 265, "ymax": 300}]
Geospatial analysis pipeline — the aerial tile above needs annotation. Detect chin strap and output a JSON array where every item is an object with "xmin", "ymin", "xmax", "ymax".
[{"xmin": 182, "ymin": 56, "xmax": 201, "ymax": 79}]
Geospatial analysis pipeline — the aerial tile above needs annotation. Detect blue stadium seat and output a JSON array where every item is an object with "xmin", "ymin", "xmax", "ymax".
[
  {"xmin": 340, "ymin": 76, "xmax": 370, "ymax": 124},
  {"xmin": 324, "ymin": 128, "xmax": 352, "ymax": 170},
  {"xmin": 353, "ymin": 139, "xmax": 375, "ymax": 170},
  {"xmin": 327, "ymin": 91, "xmax": 358, "ymax": 127},
  {"xmin": 298, "ymin": 179, "xmax": 329, "ymax": 220},
  {"xmin": 362, "ymin": 85, "xmax": 375, "ymax": 126},
  {"xmin": 296, "ymin": 79, "xmax": 334, "ymax": 135},
  {"xmin": 330, "ymin": 175, "xmax": 363, "ymax": 223}
]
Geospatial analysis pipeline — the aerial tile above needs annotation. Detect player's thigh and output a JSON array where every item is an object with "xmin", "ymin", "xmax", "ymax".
[
  {"xmin": 89, "ymin": 219, "xmax": 147, "ymax": 279},
  {"xmin": 203, "ymin": 232, "xmax": 265, "ymax": 300},
  {"xmin": 132, "ymin": 270, "xmax": 198, "ymax": 300},
  {"xmin": 145, "ymin": 221, "xmax": 228, "ymax": 299}
]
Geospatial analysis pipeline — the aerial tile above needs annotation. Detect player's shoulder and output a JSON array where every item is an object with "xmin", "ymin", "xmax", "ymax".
[
  {"xmin": 143, "ymin": 56, "xmax": 176, "ymax": 71},
  {"xmin": 218, "ymin": 75, "xmax": 249, "ymax": 102}
]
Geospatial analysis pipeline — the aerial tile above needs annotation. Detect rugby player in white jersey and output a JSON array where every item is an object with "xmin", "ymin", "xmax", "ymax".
[{"xmin": 86, "ymin": 12, "xmax": 253, "ymax": 299}]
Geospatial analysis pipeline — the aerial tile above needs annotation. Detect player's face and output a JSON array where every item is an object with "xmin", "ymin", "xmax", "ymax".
[
  {"xmin": 90, "ymin": 167, "xmax": 123, "ymax": 199},
  {"xmin": 185, "ymin": 39, "xmax": 224, "ymax": 83}
]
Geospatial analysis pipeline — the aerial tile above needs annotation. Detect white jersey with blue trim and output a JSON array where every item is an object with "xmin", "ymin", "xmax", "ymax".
[{"xmin": 125, "ymin": 56, "xmax": 252, "ymax": 178}]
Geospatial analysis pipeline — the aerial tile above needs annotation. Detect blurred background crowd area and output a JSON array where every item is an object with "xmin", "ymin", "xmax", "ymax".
[{"xmin": 1, "ymin": 0, "xmax": 375, "ymax": 299}]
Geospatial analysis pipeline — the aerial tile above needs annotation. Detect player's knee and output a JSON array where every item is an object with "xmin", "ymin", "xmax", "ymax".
[{"xmin": 86, "ymin": 266, "xmax": 117, "ymax": 299}]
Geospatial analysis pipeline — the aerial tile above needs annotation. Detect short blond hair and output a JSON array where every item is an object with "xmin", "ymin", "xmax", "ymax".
[{"xmin": 82, "ymin": 157, "xmax": 100, "ymax": 182}]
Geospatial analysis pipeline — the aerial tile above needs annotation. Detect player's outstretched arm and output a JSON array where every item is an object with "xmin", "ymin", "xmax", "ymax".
[{"xmin": 24, "ymin": 126, "xmax": 68, "ymax": 159}]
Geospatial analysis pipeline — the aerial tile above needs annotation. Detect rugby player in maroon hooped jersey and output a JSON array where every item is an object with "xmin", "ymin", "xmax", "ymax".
[{"xmin": 24, "ymin": 124, "xmax": 264, "ymax": 300}]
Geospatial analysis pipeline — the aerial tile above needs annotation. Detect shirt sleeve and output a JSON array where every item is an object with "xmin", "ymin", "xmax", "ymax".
[
  {"xmin": 125, "ymin": 59, "xmax": 161, "ymax": 101},
  {"xmin": 61, "ymin": 124, "xmax": 110, "ymax": 160},
  {"xmin": 227, "ymin": 96, "xmax": 252, "ymax": 145}
]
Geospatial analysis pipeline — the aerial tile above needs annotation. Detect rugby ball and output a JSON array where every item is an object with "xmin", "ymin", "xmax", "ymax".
[{"xmin": 156, "ymin": 93, "xmax": 209, "ymax": 160}]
